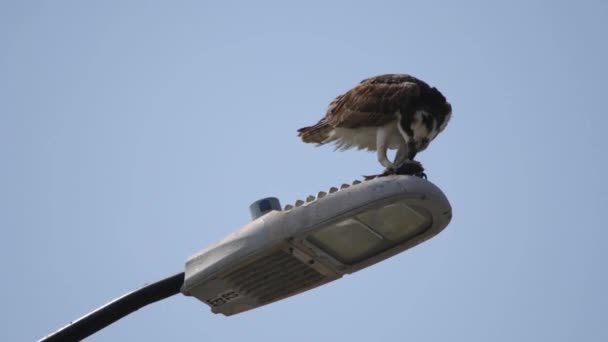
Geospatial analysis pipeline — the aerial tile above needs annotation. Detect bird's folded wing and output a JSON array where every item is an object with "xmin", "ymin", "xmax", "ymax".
[{"xmin": 326, "ymin": 75, "xmax": 421, "ymax": 129}]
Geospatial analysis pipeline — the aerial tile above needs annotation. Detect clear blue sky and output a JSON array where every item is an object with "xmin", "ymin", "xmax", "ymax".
[{"xmin": 2, "ymin": 1, "xmax": 607, "ymax": 341}]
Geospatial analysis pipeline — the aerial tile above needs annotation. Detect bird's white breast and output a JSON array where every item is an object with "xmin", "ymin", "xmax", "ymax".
[
  {"xmin": 326, "ymin": 120, "xmax": 403, "ymax": 151},
  {"xmin": 324, "ymin": 109, "xmax": 449, "ymax": 152}
]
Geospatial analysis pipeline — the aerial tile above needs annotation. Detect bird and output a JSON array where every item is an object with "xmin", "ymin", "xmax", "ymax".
[{"xmin": 297, "ymin": 74, "xmax": 452, "ymax": 178}]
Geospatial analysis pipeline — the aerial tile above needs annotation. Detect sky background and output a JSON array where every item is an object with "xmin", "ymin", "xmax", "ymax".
[{"xmin": 1, "ymin": 0, "xmax": 607, "ymax": 341}]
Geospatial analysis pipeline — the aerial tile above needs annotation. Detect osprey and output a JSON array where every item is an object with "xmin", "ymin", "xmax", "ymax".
[{"xmin": 298, "ymin": 74, "xmax": 452, "ymax": 177}]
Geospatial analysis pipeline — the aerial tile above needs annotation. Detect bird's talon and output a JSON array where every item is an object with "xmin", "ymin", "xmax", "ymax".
[{"xmin": 395, "ymin": 160, "xmax": 425, "ymax": 176}]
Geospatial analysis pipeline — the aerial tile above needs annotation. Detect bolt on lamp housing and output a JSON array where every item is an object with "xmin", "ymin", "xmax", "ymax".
[{"xmin": 181, "ymin": 175, "xmax": 452, "ymax": 316}]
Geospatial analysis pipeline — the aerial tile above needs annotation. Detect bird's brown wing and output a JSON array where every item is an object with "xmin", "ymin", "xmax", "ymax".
[{"xmin": 326, "ymin": 74, "xmax": 421, "ymax": 129}]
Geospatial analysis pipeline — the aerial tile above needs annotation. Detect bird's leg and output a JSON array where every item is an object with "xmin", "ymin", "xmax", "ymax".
[
  {"xmin": 394, "ymin": 115, "xmax": 420, "ymax": 173},
  {"xmin": 376, "ymin": 124, "xmax": 396, "ymax": 173},
  {"xmin": 393, "ymin": 142, "xmax": 409, "ymax": 168},
  {"xmin": 391, "ymin": 127, "xmax": 426, "ymax": 179},
  {"xmin": 363, "ymin": 125, "xmax": 396, "ymax": 180},
  {"xmin": 394, "ymin": 114, "xmax": 426, "ymax": 178}
]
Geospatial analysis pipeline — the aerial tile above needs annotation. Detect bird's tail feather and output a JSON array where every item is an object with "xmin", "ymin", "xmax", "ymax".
[{"xmin": 297, "ymin": 119, "xmax": 332, "ymax": 144}]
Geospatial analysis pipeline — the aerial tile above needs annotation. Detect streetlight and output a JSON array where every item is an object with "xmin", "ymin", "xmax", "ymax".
[
  {"xmin": 184, "ymin": 175, "xmax": 451, "ymax": 315},
  {"xmin": 40, "ymin": 175, "xmax": 451, "ymax": 341}
]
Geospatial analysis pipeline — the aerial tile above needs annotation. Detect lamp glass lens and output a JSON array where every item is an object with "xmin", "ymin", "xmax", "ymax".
[
  {"xmin": 308, "ymin": 219, "xmax": 382, "ymax": 264},
  {"xmin": 356, "ymin": 203, "xmax": 430, "ymax": 241},
  {"xmin": 308, "ymin": 203, "xmax": 431, "ymax": 265}
]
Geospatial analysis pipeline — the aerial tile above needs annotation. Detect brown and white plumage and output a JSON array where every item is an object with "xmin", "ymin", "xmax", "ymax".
[{"xmin": 298, "ymin": 74, "xmax": 452, "ymax": 175}]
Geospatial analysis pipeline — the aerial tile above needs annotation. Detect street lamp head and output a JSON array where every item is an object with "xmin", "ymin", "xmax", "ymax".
[{"xmin": 181, "ymin": 175, "xmax": 452, "ymax": 316}]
